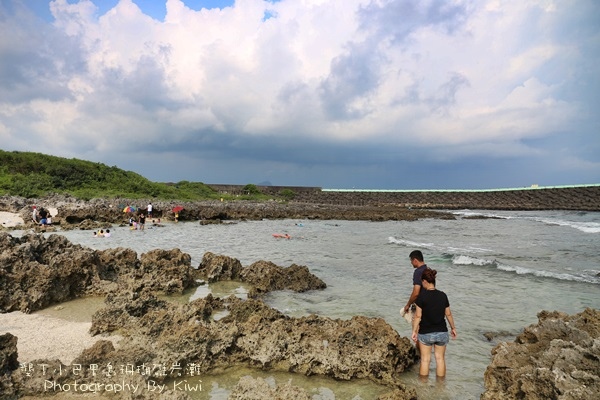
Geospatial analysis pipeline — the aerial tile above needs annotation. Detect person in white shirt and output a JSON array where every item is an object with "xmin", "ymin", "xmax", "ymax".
[{"xmin": 32, "ymin": 206, "xmax": 39, "ymax": 223}]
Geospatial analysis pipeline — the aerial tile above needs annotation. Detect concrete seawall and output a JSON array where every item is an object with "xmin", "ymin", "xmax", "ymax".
[{"xmin": 208, "ymin": 184, "xmax": 600, "ymax": 211}]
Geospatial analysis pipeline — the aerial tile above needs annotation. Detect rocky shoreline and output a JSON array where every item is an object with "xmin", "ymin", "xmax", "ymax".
[
  {"xmin": 0, "ymin": 195, "xmax": 454, "ymax": 233},
  {"xmin": 481, "ymin": 308, "xmax": 600, "ymax": 400},
  {"xmin": 2, "ymin": 186, "xmax": 599, "ymax": 232},
  {"xmin": 0, "ymin": 195, "xmax": 599, "ymax": 399},
  {"xmin": 0, "ymin": 232, "xmax": 418, "ymax": 399}
]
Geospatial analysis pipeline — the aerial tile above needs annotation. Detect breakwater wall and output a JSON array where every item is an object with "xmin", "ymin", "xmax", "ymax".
[{"xmin": 208, "ymin": 184, "xmax": 600, "ymax": 211}]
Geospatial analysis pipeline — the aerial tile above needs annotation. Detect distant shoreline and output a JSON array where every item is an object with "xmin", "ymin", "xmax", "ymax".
[
  {"xmin": 205, "ymin": 183, "xmax": 600, "ymax": 211},
  {"xmin": 0, "ymin": 183, "xmax": 599, "ymax": 232},
  {"xmin": 290, "ymin": 185, "xmax": 600, "ymax": 211}
]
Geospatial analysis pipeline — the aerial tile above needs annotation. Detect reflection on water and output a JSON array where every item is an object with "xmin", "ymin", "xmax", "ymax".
[
  {"xmin": 190, "ymin": 281, "xmax": 250, "ymax": 302},
  {"xmin": 164, "ymin": 366, "xmax": 390, "ymax": 400},
  {"xmin": 35, "ymin": 296, "xmax": 107, "ymax": 322}
]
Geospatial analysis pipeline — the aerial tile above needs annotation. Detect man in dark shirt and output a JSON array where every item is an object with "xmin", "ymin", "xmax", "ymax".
[{"xmin": 403, "ymin": 250, "xmax": 427, "ymax": 314}]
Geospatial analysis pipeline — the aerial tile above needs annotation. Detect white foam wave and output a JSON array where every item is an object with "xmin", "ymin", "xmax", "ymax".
[
  {"xmin": 494, "ymin": 263, "xmax": 599, "ymax": 284},
  {"xmin": 447, "ymin": 246, "xmax": 492, "ymax": 254},
  {"xmin": 451, "ymin": 255, "xmax": 494, "ymax": 266},
  {"xmin": 451, "ymin": 254, "xmax": 599, "ymax": 284},
  {"xmin": 532, "ymin": 217, "xmax": 600, "ymax": 233},
  {"xmin": 452, "ymin": 210, "xmax": 511, "ymax": 219},
  {"xmin": 388, "ymin": 237, "xmax": 434, "ymax": 248}
]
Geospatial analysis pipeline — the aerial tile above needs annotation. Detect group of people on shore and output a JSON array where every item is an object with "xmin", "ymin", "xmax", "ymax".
[
  {"xmin": 128, "ymin": 214, "xmax": 147, "ymax": 230},
  {"xmin": 125, "ymin": 203, "xmax": 161, "ymax": 230},
  {"xmin": 128, "ymin": 215, "xmax": 163, "ymax": 230},
  {"xmin": 403, "ymin": 250, "xmax": 457, "ymax": 380}
]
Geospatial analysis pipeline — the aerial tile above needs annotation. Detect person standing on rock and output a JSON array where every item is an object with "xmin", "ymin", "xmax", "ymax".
[
  {"xmin": 403, "ymin": 250, "xmax": 427, "ymax": 316},
  {"xmin": 411, "ymin": 268, "xmax": 457, "ymax": 379},
  {"xmin": 31, "ymin": 206, "xmax": 39, "ymax": 224},
  {"xmin": 147, "ymin": 203, "xmax": 153, "ymax": 218}
]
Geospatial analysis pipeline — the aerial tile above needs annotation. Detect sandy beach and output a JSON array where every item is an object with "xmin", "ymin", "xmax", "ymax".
[
  {"xmin": 0, "ymin": 207, "xmax": 60, "ymax": 228},
  {"xmin": 0, "ymin": 311, "xmax": 118, "ymax": 365},
  {"xmin": 0, "ymin": 208, "xmax": 108, "ymax": 366},
  {"xmin": 0, "ymin": 211, "xmax": 24, "ymax": 228}
]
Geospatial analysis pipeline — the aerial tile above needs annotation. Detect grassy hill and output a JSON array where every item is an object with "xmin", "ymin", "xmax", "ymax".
[{"xmin": 0, "ymin": 150, "xmax": 220, "ymax": 200}]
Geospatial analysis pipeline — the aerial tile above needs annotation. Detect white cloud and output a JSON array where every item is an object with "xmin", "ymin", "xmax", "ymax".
[{"xmin": 0, "ymin": 0, "xmax": 598, "ymax": 187}]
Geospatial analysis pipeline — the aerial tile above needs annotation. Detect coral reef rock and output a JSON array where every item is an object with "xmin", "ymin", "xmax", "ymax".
[
  {"xmin": 196, "ymin": 252, "xmax": 326, "ymax": 297},
  {"xmin": 0, "ymin": 333, "xmax": 19, "ymax": 398},
  {"xmin": 481, "ymin": 308, "xmax": 600, "ymax": 400},
  {"xmin": 0, "ymin": 232, "xmax": 199, "ymax": 313},
  {"xmin": 90, "ymin": 291, "xmax": 418, "ymax": 389}
]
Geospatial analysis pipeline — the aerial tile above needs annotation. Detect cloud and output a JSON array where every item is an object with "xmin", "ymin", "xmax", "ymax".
[{"xmin": 0, "ymin": 0, "xmax": 598, "ymax": 189}]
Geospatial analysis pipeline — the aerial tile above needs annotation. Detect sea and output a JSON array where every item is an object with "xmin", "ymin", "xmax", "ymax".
[{"xmin": 32, "ymin": 209, "xmax": 600, "ymax": 399}]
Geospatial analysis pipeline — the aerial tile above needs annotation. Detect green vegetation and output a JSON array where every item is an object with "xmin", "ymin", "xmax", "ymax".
[
  {"xmin": 279, "ymin": 188, "xmax": 296, "ymax": 200},
  {"xmin": 0, "ymin": 150, "xmax": 232, "ymax": 200},
  {"xmin": 242, "ymin": 184, "xmax": 261, "ymax": 195}
]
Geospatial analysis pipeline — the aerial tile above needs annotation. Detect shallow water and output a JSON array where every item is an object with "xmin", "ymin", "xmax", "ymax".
[{"xmin": 30, "ymin": 210, "xmax": 600, "ymax": 399}]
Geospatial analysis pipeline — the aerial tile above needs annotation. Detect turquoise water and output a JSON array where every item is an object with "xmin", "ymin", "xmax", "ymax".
[{"xmin": 39, "ymin": 210, "xmax": 600, "ymax": 399}]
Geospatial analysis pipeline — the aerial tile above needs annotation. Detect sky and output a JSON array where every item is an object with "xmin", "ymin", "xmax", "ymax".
[{"xmin": 0, "ymin": 0, "xmax": 599, "ymax": 190}]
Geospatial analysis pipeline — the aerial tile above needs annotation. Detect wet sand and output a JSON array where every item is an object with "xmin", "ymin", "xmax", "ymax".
[{"xmin": 0, "ymin": 298, "xmax": 119, "ymax": 365}]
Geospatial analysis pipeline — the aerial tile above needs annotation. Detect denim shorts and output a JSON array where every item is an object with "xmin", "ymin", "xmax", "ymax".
[{"xmin": 418, "ymin": 331, "xmax": 449, "ymax": 346}]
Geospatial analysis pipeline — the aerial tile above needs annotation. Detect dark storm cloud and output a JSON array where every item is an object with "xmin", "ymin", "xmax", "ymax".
[{"xmin": 318, "ymin": 41, "xmax": 382, "ymax": 120}]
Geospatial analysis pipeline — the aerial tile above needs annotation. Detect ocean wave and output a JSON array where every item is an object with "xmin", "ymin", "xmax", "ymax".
[
  {"xmin": 387, "ymin": 237, "xmax": 434, "ymax": 248},
  {"xmin": 452, "ymin": 254, "xmax": 599, "ymax": 284},
  {"xmin": 531, "ymin": 217, "xmax": 600, "ymax": 233},
  {"xmin": 452, "ymin": 210, "xmax": 511, "ymax": 219},
  {"xmin": 451, "ymin": 254, "xmax": 495, "ymax": 266},
  {"xmin": 447, "ymin": 246, "xmax": 492, "ymax": 253},
  {"xmin": 496, "ymin": 263, "xmax": 599, "ymax": 284},
  {"xmin": 389, "ymin": 238, "xmax": 492, "ymax": 255}
]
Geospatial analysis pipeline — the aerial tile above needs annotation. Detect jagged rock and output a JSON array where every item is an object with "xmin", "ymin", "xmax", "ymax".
[
  {"xmin": 0, "ymin": 232, "xmax": 199, "ymax": 313},
  {"xmin": 72, "ymin": 339, "xmax": 116, "ymax": 366},
  {"xmin": 0, "ymin": 333, "xmax": 19, "ymax": 399},
  {"xmin": 196, "ymin": 253, "xmax": 326, "ymax": 297},
  {"xmin": 481, "ymin": 308, "xmax": 600, "ymax": 400},
  {"xmin": 197, "ymin": 251, "xmax": 243, "ymax": 283},
  {"xmin": 0, "ymin": 233, "xmax": 98, "ymax": 312},
  {"xmin": 139, "ymin": 249, "xmax": 196, "ymax": 294},
  {"xmin": 0, "ymin": 333, "xmax": 19, "ymax": 375},
  {"xmin": 89, "ymin": 293, "xmax": 418, "ymax": 390},
  {"xmin": 240, "ymin": 260, "xmax": 327, "ymax": 297},
  {"xmin": 89, "ymin": 289, "xmax": 170, "ymax": 336}
]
